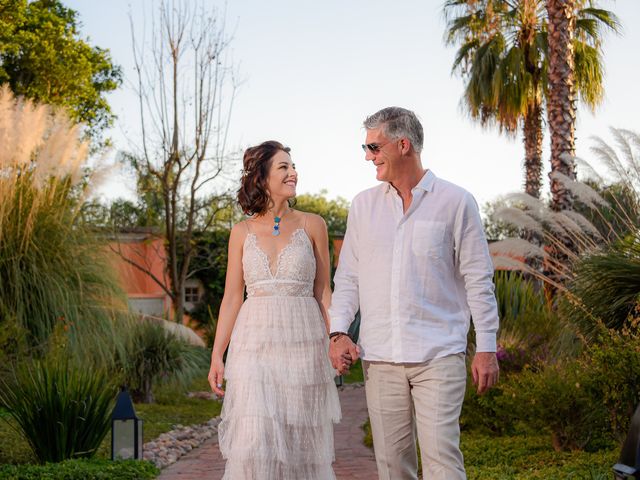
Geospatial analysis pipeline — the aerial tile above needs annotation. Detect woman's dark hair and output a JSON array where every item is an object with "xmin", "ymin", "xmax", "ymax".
[{"xmin": 237, "ymin": 140, "xmax": 291, "ymax": 215}]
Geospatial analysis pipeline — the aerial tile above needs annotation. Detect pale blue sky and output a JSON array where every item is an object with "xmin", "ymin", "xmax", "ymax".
[{"xmin": 66, "ymin": 0, "xmax": 640, "ymax": 208}]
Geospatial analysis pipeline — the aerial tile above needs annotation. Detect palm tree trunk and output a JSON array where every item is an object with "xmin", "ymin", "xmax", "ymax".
[
  {"xmin": 522, "ymin": 101, "xmax": 544, "ymax": 198},
  {"xmin": 521, "ymin": 100, "xmax": 544, "ymax": 274},
  {"xmin": 546, "ymin": 0, "xmax": 577, "ymax": 212}
]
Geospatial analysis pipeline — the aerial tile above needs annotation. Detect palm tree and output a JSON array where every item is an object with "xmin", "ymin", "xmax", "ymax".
[
  {"xmin": 546, "ymin": 0, "xmax": 577, "ymax": 211},
  {"xmin": 545, "ymin": 0, "xmax": 617, "ymax": 211},
  {"xmin": 444, "ymin": 0, "xmax": 619, "ymax": 200}
]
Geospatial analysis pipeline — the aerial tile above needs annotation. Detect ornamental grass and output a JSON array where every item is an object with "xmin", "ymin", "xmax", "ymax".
[{"xmin": 0, "ymin": 85, "xmax": 127, "ymax": 369}]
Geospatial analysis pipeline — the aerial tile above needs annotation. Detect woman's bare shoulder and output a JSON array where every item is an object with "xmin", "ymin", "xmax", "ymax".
[
  {"xmin": 299, "ymin": 211, "xmax": 327, "ymax": 229},
  {"xmin": 229, "ymin": 220, "xmax": 252, "ymax": 243}
]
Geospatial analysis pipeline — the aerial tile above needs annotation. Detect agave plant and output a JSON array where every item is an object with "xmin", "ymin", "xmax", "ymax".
[{"xmin": 0, "ymin": 357, "xmax": 117, "ymax": 463}]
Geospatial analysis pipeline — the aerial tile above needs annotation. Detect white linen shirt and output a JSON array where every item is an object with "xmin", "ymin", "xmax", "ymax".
[{"xmin": 329, "ymin": 170, "xmax": 499, "ymax": 363}]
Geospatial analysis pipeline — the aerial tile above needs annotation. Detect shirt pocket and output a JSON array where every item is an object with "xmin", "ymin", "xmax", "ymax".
[{"xmin": 411, "ymin": 220, "xmax": 446, "ymax": 258}]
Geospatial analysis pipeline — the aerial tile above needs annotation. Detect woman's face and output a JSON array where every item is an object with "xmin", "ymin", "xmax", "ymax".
[{"xmin": 266, "ymin": 150, "xmax": 297, "ymax": 201}]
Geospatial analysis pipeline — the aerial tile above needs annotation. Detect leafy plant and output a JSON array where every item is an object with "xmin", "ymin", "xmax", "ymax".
[
  {"xmin": 119, "ymin": 319, "xmax": 208, "ymax": 403},
  {"xmin": 580, "ymin": 328, "xmax": 640, "ymax": 441},
  {"xmin": 461, "ymin": 377, "xmax": 520, "ymax": 435},
  {"xmin": 0, "ymin": 459, "xmax": 158, "ymax": 480},
  {"xmin": 0, "ymin": 358, "xmax": 117, "ymax": 463},
  {"xmin": 493, "ymin": 271, "xmax": 576, "ymax": 372},
  {"xmin": 498, "ymin": 326, "xmax": 640, "ymax": 452},
  {"xmin": 0, "ymin": 0, "xmax": 122, "ymax": 144},
  {"xmin": 565, "ymin": 237, "xmax": 640, "ymax": 333},
  {"xmin": 504, "ymin": 362, "xmax": 609, "ymax": 452}
]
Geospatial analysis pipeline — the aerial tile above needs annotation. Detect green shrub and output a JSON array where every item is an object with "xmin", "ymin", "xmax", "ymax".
[
  {"xmin": 0, "ymin": 358, "xmax": 117, "ymax": 463},
  {"xmin": 119, "ymin": 319, "xmax": 209, "ymax": 403},
  {"xmin": 461, "ymin": 382, "xmax": 520, "ymax": 435},
  {"xmin": 0, "ymin": 459, "xmax": 158, "ymax": 480},
  {"xmin": 493, "ymin": 271, "xmax": 577, "ymax": 373},
  {"xmin": 462, "ymin": 272, "xmax": 580, "ymax": 435},
  {"xmin": 496, "ymin": 326, "xmax": 640, "ymax": 452},
  {"xmin": 502, "ymin": 362, "xmax": 610, "ymax": 451},
  {"xmin": 581, "ymin": 328, "xmax": 640, "ymax": 441},
  {"xmin": 0, "ymin": 416, "xmax": 34, "ymax": 465}
]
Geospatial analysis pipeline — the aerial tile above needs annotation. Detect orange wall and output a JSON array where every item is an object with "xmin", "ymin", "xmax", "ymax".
[{"xmin": 107, "ymin": 236, "xmax": 173, "ymax": 316}]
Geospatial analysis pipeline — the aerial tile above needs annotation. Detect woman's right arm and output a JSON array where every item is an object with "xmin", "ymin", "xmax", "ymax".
[{"xmin": 208, "ymin": 223, "xmax": 246, "ymax": 396}]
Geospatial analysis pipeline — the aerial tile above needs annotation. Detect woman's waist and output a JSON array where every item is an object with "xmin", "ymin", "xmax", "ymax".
[{"xmin": 245, "ymin": 278, "xmax": 314, "ymax": 298}]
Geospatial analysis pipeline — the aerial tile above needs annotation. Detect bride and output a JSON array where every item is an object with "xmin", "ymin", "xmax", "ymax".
[{"xmin": 208, "ymin": 140, "xmax": 344, "ymax": 479}]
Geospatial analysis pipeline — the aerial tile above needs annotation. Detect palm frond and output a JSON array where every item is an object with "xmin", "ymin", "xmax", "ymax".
[
  {"xmin": 573, "ymin": 41, "xmax": 604, "ymax": 108},
  {"xmin": 580, "ymin": 7, "xmax": 621, "ymax": 33},
  {"xmin": 445, "ymin": 13, "xmax": 479, "ymax": 44},
  {"xmin": 452, "ymin": 39, "xmax": 481, "ymax": 73}
]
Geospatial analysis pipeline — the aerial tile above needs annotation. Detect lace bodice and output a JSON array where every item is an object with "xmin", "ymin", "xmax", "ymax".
[{"xmin": 243, "ymin": 228, "xmax": 316, "ymax": 297}]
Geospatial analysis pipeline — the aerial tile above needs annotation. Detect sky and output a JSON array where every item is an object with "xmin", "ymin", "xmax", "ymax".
[{"xmin": 65, "ymin": 0, "xmax": 640, "ymax": 210}]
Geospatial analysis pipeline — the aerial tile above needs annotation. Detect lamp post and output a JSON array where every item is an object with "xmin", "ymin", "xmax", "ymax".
[{"xmin": 111, "ymin": 386, "xmax": 143, "ymax": 460}]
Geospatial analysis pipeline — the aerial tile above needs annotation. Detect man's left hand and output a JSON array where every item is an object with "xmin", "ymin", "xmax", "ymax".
[{"xmin": 471, "ymin": 351, "xmax": 499, "ymax": 395}]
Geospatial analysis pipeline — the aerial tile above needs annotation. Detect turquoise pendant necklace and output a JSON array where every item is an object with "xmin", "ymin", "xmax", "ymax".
[
  {"xmin": 272, "ymin": 215, "xmax": 282, "ymax": 236},
  {"xmin": 271, "ymin": 208, "xmax": 288, "ymax": 236}
]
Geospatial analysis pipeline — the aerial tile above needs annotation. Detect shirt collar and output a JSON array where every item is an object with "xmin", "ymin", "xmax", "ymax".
[{"xmin": 384, "ymin": 169, "xmax": 436, "ymax": 194}]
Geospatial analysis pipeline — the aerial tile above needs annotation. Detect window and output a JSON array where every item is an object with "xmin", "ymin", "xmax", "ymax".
[{"xmin": 184, "ymin": 286, "xmax": 200, "ymax": 303}]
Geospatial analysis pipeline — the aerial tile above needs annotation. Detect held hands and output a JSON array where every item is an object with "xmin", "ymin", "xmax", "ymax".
[
  {"xmin": 471, "ymin": 351, "xmax": 499, "ymax": 395},
  {"xmin": 329, "ymin": 334, "xmax": 360, "ymax": 375},
  {"xmin": 208, "ymin": 355, "xmax": 225, "ymax": 397}
]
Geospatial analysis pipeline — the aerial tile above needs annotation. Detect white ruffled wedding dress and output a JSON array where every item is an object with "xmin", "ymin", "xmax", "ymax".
[{"xmin": 218, "ymin": 228, "xmax": 341, "ymax": 479}]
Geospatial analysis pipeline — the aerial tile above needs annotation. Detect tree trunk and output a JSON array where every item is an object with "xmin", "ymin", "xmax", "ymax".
[
  {"xmin": 173, "ymin": 287, "xmax": 185, "ymax": 324},
  {"xmin": 522, "ymin": 101, "xmax": 544, "ymax": 199},
  {"xmin": 129, "ymin": 0, "xmax": 237, "ymax": 325},
  {"xmin": 546, "ymin": 0, "xmax": 577, "ymax": 212}
]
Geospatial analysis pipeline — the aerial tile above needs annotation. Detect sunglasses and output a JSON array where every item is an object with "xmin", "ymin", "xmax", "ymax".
[{"xmin": 361, "ymin": 141, "xmax": 390, "ymax": 153}]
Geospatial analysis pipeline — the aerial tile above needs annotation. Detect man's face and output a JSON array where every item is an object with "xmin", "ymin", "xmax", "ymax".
[{"xmin": 363, "ymin": 127, "xmax": 401, "ymax": 183}]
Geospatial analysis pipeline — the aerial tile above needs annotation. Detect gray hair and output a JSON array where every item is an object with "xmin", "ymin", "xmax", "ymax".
[{"xmin": 363, "ymin": 107, "xmax": 424, "ymax": 153}]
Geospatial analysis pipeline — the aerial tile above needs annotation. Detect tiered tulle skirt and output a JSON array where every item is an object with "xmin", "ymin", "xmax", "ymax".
[{"xmin": 218, "ymin": 296, "xmax": 341, "ymax": 479}]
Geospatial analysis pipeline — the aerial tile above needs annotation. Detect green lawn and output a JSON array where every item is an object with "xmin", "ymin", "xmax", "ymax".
[
  {"xmin": 362, "ymin": 419, "xmax": 619, "ymax": 479},
  {"xmin": 463, "ymin": 432, "xmax": 618, "ymax": 479},
  {"xmin": 0, "ymin": 374, "xmax": 222, "ymax": 464}
]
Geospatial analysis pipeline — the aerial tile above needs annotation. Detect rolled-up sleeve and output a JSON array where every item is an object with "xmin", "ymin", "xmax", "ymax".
[{"xmin": 454, "ymin": 192, "xmax": 499, "ymax": 352}]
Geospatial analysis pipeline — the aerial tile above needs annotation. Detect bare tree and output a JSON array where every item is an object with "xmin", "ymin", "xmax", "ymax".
[{"xmin": 123, "ymin": 0, "xmax": 239, "ymax": 322}]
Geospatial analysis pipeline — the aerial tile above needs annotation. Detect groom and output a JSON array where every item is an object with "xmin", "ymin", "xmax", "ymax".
[{"xmin": 328, "ymin": 107, "xmax": 499, "ymax": 480}]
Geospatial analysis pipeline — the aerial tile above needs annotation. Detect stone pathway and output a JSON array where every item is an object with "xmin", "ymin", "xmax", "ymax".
[{"xmin": 156, "ymin": 385, "xmax": 378, "ymax": 480}]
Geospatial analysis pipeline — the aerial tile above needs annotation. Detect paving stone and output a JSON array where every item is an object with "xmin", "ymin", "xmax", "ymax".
[{"xmin": 156, "ymin": 386, "xmax": 379, "ymax": 479}]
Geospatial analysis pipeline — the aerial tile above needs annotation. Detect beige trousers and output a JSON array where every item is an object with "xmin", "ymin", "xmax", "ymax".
[{"xmin": 363, "ymin": 354, "xmax": 467, "ymax": 480}]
